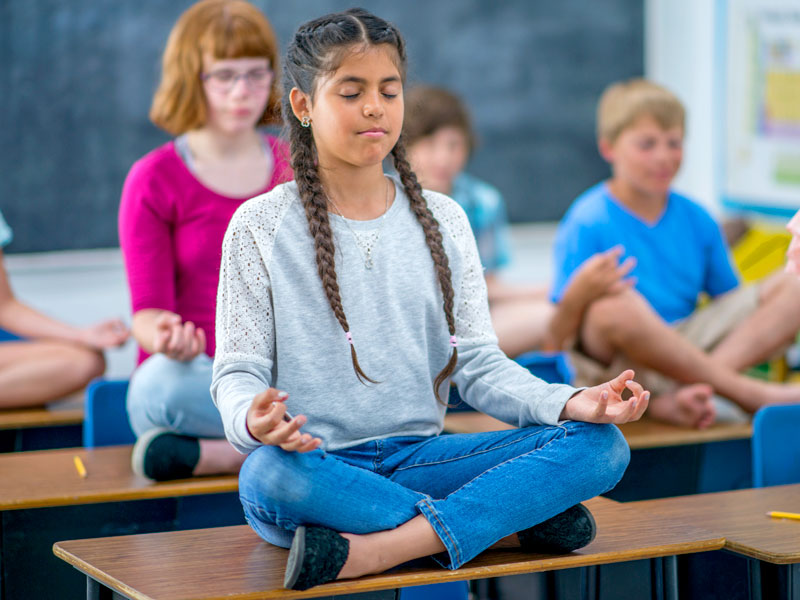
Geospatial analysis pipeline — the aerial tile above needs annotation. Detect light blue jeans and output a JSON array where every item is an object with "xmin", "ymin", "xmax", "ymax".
[
  {"xmin": 126, "ymin": 353, "xmax": 225, "ymax": 438},
  {"xmin": 239, "ymin": 421, "xmax": 629, "ymax": 569}
]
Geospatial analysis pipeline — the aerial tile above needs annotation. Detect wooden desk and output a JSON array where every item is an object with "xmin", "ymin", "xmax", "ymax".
[
  {"xmin": 443, "ymin": 413, "xmax": 752, "ymax": 451},
  {"xmin": 53, "ymin": 496, "xmax": 725, "ymax": 600},
  {"xmin": 632, "ymin": 484, "xmax": 800, "ymax": 599},
  {"xmin": 0, "ymin": 445, "xmax": 241, "ymax": 600},
  {"xmin": 0, "ymin": 400, "xmax": 84, "ymax": 451}
]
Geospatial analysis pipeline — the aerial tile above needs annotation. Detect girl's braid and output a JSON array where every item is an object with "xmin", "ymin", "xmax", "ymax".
[
  {"xmin": 392, "ymin": 139, "xmax": 458, "ymax": 402},
  {"xmin": 288, "ymin": 118, "xmax": 376, "ymax": 384}
]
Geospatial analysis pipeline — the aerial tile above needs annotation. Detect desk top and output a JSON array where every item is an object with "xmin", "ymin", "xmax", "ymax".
[
  {"xmin": 0, "ymin": 445, "xmax": 237, "ymax": 511},
  {"xmin": 0, "ymin": 405, "xmax": 83, "ymax": 430},
  {"xmin": 53, "ymin": 496, "xmax": 724, "ymax": 600},
  {"xmin": 632, "ymin": 484, "xmax": 800, "ymax": 564},
  {"xmin": 443, "ymin": 413, "xmax": 752, "ymax": 450}
]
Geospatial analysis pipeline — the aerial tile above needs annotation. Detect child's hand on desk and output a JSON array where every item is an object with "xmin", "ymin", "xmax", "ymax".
[
  {"xmin": 560, "ymin": 369, "xmax": 649, "ymax": 424},
  {"xmin": 246, "ymin": 388, "xmax": 322, "ymax": 452}
]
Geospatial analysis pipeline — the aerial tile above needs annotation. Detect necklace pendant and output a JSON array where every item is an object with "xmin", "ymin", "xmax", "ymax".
[{"xmin": 365, "ymin": 256, "xmax": 373, "ymax": 269}]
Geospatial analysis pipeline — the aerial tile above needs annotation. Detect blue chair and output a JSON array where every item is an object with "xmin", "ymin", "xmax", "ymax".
[
  {"xmin": 83, "ymin": 378, "xmax": 135, "ymax": 447},
  {"xmin": 448, "ymin": 351, "xmax": 574, "ymax": 410},
  {"xmin": 752, "ymin": 403, "xmax": 800, "ymax": 487}
]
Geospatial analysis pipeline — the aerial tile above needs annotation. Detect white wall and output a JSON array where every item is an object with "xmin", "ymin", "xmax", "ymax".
[{"xmin": 645, "ymin": 0, "xmax": 720, "ymax": 215}]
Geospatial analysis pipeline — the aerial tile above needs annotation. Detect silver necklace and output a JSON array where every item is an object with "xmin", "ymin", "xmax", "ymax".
[{"xmin": 327, "ymin": 177, "xmax": 392, "ymax": 270}]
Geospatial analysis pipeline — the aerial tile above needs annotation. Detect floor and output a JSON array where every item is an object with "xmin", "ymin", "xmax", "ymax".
[{"xmin": 4, "ymin": 223, "xmax": 558, "ymax": 379}]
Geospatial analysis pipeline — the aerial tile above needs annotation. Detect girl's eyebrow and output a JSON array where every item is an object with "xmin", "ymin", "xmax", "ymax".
[{"xmin": 333, "ymin": 75, "xmax": 401, "ymax": 85}]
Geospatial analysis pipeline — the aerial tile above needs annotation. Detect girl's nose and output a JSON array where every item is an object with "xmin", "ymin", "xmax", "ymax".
[{"xmin": 363, "ymin": 96, "xmax": 384, "ymax": 118}]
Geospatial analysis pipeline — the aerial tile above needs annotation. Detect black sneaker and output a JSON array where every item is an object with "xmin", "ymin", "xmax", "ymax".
[
  {"xmin": 131, "ymin": 428, "xmax": 201, "ymax": 481},
  {"xmin": 517, "ymin": 503, "xmax": 597, "ymax": 554},
  {"xmin": 284, "ymin": 526, "xmax": 350, "ymax": 590}
]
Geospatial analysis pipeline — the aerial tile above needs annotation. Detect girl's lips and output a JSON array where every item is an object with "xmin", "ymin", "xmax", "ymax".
[{"xmin": 359, "ymin": 129, "xmax": 387, "ymax": 138}]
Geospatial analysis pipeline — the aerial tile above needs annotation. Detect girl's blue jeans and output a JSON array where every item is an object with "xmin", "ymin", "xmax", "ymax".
[{"xmin": 238, "ymin": 421, "xmax": 630, "ymax": 569}]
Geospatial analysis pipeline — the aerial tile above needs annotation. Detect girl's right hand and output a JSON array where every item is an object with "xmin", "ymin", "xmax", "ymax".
[
  {"xmin": 152, "ymin": 312, "xmax": 206, "ymax": 361},
  {"xmin": 246, "ymin": 388, "xmax": 322, "ymax": 452}
]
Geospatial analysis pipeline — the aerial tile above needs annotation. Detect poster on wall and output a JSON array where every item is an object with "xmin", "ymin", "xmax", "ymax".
[{"xmin": 722, "ymin": 0, "xmax": 800, "ymax": 216}]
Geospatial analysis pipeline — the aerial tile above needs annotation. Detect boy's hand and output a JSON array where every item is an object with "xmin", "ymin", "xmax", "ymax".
[
  {"xmin": 564, "ymin": 246, "xmax": 637, "ymax": 308},
  {"xmin": 560, "ymin": 369, "xmax": 650, "ymax": 424},
  {"xmin": 246, "ymin": 388, "xmax": 321, "ymax": 452}
]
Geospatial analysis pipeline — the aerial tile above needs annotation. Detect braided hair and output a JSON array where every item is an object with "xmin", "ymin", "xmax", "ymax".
[{"xmin": 283, "ymin": 8, "xmax": 457, "ymax": 400}]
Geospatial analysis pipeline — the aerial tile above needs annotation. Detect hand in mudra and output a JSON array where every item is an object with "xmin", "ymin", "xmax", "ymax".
[{"xmin": 560, "ymin": 369, "xmax": 649, "ymax": 424}]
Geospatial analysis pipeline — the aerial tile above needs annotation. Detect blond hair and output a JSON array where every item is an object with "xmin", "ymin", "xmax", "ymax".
[
  {"xmin": 150, "ymin": 0, "xmax": 281, "ymax": 135},
  {"xmin": 597, "ymin": 79, "xmax": 685, "ymax": 144}
]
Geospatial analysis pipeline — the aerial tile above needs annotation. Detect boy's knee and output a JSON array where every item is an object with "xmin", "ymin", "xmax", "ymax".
[{"xmin": 584, "ymin": 289, "xmax": 645, "ymax": 335}]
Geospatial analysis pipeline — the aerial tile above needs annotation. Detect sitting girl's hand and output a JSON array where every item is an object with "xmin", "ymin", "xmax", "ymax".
[
  {"xmin": 152, "ymin": 312, "xmax": 206, "ymax": 362},
  {"xmin": 246, "ymin": 388, "xmax": 322, "ymax": 452},
  {"xmin": 560, "ymin": 369, "xmax": 650, "ymax": 424},
  {"xmin": 81, "ymin": 318, "xmax": 130, "ymax": 349}
]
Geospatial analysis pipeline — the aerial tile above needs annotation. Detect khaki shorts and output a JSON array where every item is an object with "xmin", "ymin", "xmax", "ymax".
[{"xmin": 568, "ymin": 284, "xmax": 761, "ymax": 396}]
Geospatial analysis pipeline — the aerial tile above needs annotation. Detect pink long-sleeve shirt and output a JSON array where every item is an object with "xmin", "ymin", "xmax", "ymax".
[{"xmin": 119, "ymin": 135, "xmax": 292, "ymax": 365}]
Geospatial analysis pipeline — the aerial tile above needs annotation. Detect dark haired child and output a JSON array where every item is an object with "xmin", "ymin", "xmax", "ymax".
[
  {"xmin": 212, "ymin": 9, "xmax": 648, "ymax": 590},
  {"xmin": 404, "ymin": 85, "xmax": 636, "ymax": 357},
  {"xmin": 119, "ymin": 0, "xmax": 292, "ymax": 481}
]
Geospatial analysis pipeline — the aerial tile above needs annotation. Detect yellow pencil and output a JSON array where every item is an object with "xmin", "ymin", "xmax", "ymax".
[
  {"xmin": 73, "ymin": 455, "xmax": 87, "ymax": 479},
  {"xmin": 766, "ymin": 511, "xmax": 800, "ymax": 521}
]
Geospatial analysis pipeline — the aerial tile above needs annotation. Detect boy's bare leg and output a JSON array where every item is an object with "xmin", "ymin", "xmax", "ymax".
[
  {"xmin": 194, "ymin": 439, "xmax": 247, "ymax": 476},
  {"xmin": 710, "ymin": 272, "xmax": 800, "ymax": 370},
  {"xmin": 491, "ymin": 299, "xmax": 555, "ymax": 358},
  {"xmin": 580, "ymin": 289, "xmax": 800, "ymax": 413}
]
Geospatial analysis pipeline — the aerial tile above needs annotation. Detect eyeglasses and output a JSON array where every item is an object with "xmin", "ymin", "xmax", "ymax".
[{"xmin": 202, "ymin": 67, "xmax": 273, "ymax": 93}]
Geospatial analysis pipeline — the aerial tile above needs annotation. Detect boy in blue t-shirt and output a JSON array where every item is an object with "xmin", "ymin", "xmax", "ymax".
[
  {"xmin": 405, "ymin": 85, "xmax": 634, "ymax": 358},
  {"xmin": 553, "ymin": 79, "xmax": 800, "ymax": 428}
]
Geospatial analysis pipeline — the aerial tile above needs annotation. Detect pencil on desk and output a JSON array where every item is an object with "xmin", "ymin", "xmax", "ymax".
[
  {"xmin": 766, "ymin": 511, "xmax": 800, "ymax": 521},
  {"xmin": 73, "ymin": 455, "xmax": 87, "ymax": 479}
]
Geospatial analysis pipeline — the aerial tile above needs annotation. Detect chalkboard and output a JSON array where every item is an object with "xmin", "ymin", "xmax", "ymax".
[{"xmin": 1, "ymin": 0, "xmax": 642, "ymax": 252}]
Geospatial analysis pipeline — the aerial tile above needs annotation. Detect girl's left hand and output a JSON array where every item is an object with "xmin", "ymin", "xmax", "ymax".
[
  {"xmin": 81, "ymin": 319, "xmax": 130, "ymax": 349},
  {"xmin": 560, "ymin": 369, "xmax": 650, "ymax": 424}
]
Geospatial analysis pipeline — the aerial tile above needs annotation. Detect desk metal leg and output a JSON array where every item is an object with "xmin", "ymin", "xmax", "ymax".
[
  {"xmin": 785, "ymin": 562, "xmax": 799, "ymax": 600},
  {"xmin": 748, "ymin": 558, "xmax": 762, "ymax": 600},
  {"xmin": 580, "ymin": 565, "xmax": 599, "ymax": 600},
  {"xmin": 651, "ymin": 556, "xmax": 678, "ymax": 600},
  {"xmin": 86, "ymin": 577, "xmax": 112, "ymax": 600}
]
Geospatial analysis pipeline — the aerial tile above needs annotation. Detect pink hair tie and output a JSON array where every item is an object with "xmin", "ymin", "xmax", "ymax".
[
  {"xmin": 345, "ymin": 331, "xmax": 353, "ymax": 345},
  {"xmin": 449, "ymin": 335, "xmax": 458, "ymax": 348}
]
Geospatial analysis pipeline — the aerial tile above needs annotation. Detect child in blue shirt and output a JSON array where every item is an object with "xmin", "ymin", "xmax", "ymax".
[
  {"xmin": 553, "ymin": 78, "xmax": 800, "ymax": 427},
  {"xmin": 405, "ymin": 85, "xmax": 634, "ymax": 358}
]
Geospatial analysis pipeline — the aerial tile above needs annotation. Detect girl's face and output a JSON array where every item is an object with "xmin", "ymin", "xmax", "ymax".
[
  {"xmin": 408, "ymin": 127, "xmax": 470, "ymax": 194},
  {"xmin": 201, "ymin": 55, "xmax": 272, "ymax": 135},
  {"xmin": 300, "ymin": 45, "xmax": 404, "ymax": 170}
]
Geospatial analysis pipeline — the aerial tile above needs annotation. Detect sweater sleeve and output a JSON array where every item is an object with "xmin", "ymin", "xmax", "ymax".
[
  {"xmin": 211, "ymin": 199, "xmax": 279, "ymax": 454},
  {"xmin": 426, "ymin": 192, "xmax": 579, "ymax": 426},
  {"xmin": 118, "ymin": 157, "xmax": 177, "ymax": 315}
]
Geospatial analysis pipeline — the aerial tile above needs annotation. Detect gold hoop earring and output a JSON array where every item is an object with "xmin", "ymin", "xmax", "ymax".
[{"xmin": 301, "ymin": 116, "xmax": 311, "ymax": 128}]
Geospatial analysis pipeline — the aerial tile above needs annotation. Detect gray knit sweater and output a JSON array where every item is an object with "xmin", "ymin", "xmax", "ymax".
[{"xmin": 211, "ymin": 178, "xmax": 577, "ymax": 454}]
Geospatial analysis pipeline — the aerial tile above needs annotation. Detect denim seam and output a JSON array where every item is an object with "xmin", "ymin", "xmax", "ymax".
[
  {"xmin": 393, "ymin": 425, "xmax": 565, "ymax": 473},
  {"xmin": 417, "ymin": 498, "xmax": 462, "ymax": 568},
  {"xmin": 440, "ymin": 425, "xmax": 568, "ymax": 497}
]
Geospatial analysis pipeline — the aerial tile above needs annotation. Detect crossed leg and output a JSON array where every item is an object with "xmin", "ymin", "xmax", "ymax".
[
  {"xmin": 0, "ymin": 341, "xmax": 105, "ymax": 409},
  {"xmin": 580, "ymin": 288, "xmax": 800, "ymax": 416}
]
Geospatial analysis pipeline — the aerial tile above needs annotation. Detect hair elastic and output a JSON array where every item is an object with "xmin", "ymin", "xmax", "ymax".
[
  {"xmin": 345, "ymin": 331, "xmax": 353, "ymax": 345},
  {"xmin": 449, "ymin": 335, "xmax": 458, "ymax": 348}
]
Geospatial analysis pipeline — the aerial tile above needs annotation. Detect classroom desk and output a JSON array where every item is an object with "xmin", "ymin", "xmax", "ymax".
[
  {"xmin": 0, "ymin": 403, "xmax": 84, "ymax": 452},
  {"xmin": 53, "ymin": 496, "xmax": 725, "ymax": 600},
  {"xmin": 0, "ymin": 445, "xmax": 241, "ymax": 600},
  {"xmin": 632, "ymin": 484, "xmax": 800, "ymax": 600}
]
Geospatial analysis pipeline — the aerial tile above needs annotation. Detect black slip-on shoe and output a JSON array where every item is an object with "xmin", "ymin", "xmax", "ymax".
[
  {"xmin": 517, "ymin": 503, "xmax": 597, "ymax": 554},
  {"xmin": 284, "ymin": 526, "xmax": 350, "ymax": 590},
  {"xmin": 131, "ymin": 428, "xmax": 200, "ymax": 482}
]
